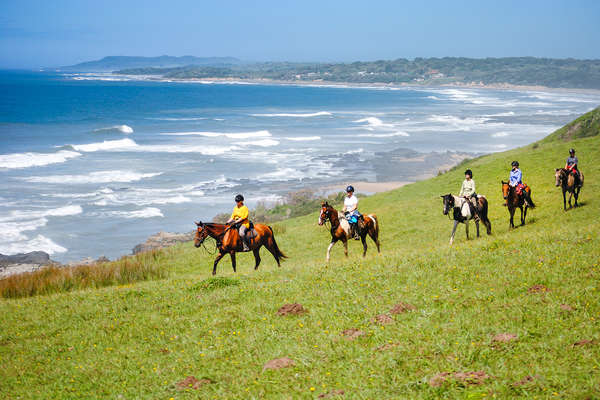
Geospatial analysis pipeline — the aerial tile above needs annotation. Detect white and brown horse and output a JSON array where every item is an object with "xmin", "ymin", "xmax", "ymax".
[
  {"xmin": 318, "ymin": 201, "xmax": 380, "ymax": 262},
  {"xmin": 441, "ymin": 194, "xmax": 492, "ymax": 245},
  {"xmin": 555, "ymin": 168, "xmax": 584, "ymax": 210}
]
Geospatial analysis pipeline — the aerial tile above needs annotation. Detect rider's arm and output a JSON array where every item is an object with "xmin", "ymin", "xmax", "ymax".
[{"xmin": 459, "ymin": 181, "xmax": 465, "ymax": 196}]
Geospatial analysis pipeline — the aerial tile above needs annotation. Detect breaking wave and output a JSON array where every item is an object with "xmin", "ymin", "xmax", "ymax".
[
  {"xmin": 250, "ymin": 111, "xmax": 332, "ymax": 117},
  {"xmin": 0, "ymin": 150, "xmax": 82, "ymax": 169},
  {"xmin": 22, "ymin": 170, "xmax": 162, "ymax": 184},
  {"xmin": 93, "ymin": 125, "xmax": 134, "ymax": 134}
]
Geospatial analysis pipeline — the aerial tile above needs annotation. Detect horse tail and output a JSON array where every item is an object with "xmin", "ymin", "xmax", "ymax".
[
  {"xmin": 268, "ymin": 226, "xmax": 287, "ymax": 260},
  {"xmin": 525, "ymin": 189, "xmax": 536, "ymax": 209},
  {"xmin": 479, "ymin": 196, "xmax": 492, "ymax": 235}
]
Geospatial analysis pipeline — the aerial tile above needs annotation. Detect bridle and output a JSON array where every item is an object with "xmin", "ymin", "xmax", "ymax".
[{"xmin": 319, "ymin": 206, "xmax": 332, "ymax": 229}]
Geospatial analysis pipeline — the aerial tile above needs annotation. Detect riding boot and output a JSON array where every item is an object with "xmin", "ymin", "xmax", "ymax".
[
  {"xmin": 242, "ymin": 236, "xmax": 250, "ymax": 252},
  {"xmin": 354, "ymin": 224, "xmax": 361, "ymax": 240}
]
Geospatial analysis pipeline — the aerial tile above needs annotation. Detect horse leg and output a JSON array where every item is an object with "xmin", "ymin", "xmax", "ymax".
[
  {"xmin": 264, "ymin": 239, "xmax": 281, "ymax": 267},
  {"xmin": 509, "ymin": 207, "xmax": 515, "ymax": 229},
  {"xmin": 562, "ymin": 189, "xmax": 567, "ymax": 211},
  {"xmin": 326, "ymin": 241, "xmax": 336, "ymax": 262},
  {"xmin": 450, "ymin": 220, "xmax": 459, "ymax": 245},
  {"xmin": 521, "ymin": 206, "xmax": 526, "ymax": 226},
  {"xmin": 369, "ymin": 228, "xmax": 380, "ymax": 253},
  {"xmin": 230, "ymin": 252, "xmax": 237, "ymax": 273},
  {"xmin": 465, "ymin": 220, "xmax": 470, "ymax": 240},
  {"xmin": 475, "ymin": 220, "xmax": 480, "ymax": 238},
  {"xmin": 343, "ymin": 239, "xmax": 348, "ymax": 258},
  {"xmin": 212, "ymin": 251, "xmax": 226, "ymax": 275},
  {"xmin": 361, "ymin": 235, "xmax": 367, "ymax": 257},
  {"xmin": 568, "ymin": 191, "xmax": 573, "ymax": 209},
  {"xmin": 574, "ymin": 187, "xmax": 580, "ymax": 207},
  {"xmin": 253, "ymin": 248, "xmax": 261, "ymax": 270}
]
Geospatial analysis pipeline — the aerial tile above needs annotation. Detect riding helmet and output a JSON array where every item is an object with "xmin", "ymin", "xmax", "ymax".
[
  {"xmin": 464, "ymin": 169, "xmax": 473, "ymax": 177},
  {"xmin": 511, "ymin": 161, "xmax": 519, "ymax": 167},
  {"xmin": 346, "ymin": 185, "xmax": 354, "ymax": 193},
  {"xmin": 569, "ymin": 148, "xmax": 575, "ymax": 154},
  {"xmin": 234, "ymin": 194, "xmax": 244, "ymax": 202}
]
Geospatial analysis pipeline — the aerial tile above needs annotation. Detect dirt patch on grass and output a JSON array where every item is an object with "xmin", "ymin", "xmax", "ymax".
[
  {"xmin": 175, "ymin": 376, "xmax": 214, "ymax": 390},
  {"xmin": 341, "ymin": 328, "xmax": 365, "ymax": 340},
  {"xmin": 159, "ymin": 348, "xmax": 170, "ymax": 354},
  {"xmin": 277, "ymin": 303, "xmax": 308, "ymax": 316},
  {"xmin": 429, "ymin": 371, "xmax": 490, "ymax": 387},
  {"xmin": 492, "ymin": 333, "xmax": 518, "ymax": 343},
  {"xmin": 560, "ymin": 304, "xmax": 575, "ymax": 311},
  {"xmin": 573, "ymin": 339, "xmax": 596, "ymax": 347},
  {"xmin": 389, "ymin": 302, "xmax": 416, "ymax": 314},
  {"xmin": 318, "ymin": 389, "xmax": 345, "ymax": 398},
  {"xmin": 370, "ymin": 314, "xmax": 394, "ymax": 325},
  {"xmin": 375, "ymin": 342, "xmax": 399, "ymax": 351},
  {"xmin": 528, "ymin": 284, "xmax": 550, "ymax": 294},
  {"xmin": 512, "ymin": 375, "xmax": 539, "ymax": 387},
  {"xmin": 263, "ymin": 357, "xmax": 295, "ymax": 370}
]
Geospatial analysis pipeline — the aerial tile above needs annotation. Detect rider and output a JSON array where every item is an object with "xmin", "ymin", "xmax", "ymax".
[
  {"xmin": 565, "ymin": 148, "xmax": 581, "ymax": 185},
  {"xmin": 459, "ymin": 169, "xmax": 478, "ymax": 217},
  {"xmin": 509, "ymin": 161, "xmax": 533, "ymax": 206},
  {"xmin": 227, "ymin": 194, "xmax": 250, "ymax": 251},
  {"xmin": 343, "ymin": 185, "xmax": 361, "ymax": 240}
]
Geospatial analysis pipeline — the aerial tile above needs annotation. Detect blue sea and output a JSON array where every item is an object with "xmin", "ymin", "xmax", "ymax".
[{"xmin": 1, "ymin": 70, "xmax": 598, "ymax": 262}]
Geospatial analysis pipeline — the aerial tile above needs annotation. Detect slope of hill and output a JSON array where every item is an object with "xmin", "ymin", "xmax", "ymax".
[
  {"xmin": 542, "ymin": 106, "xmax": 600, "ymax": 142},
  {"xmin": 1, "ymin": 118, "xmax": 599, "ymax": 398},
  {"xmin": 58, "ymin": 56, "xmax": 242, "ymax": 72}
]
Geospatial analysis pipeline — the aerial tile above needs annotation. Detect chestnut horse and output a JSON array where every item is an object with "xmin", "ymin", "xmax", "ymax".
[
  {"xmin": 194, "ymin": 221, "xmax": 286, "ymax": 275},
  {"xmin": 501, "ymin": 181, "xmax": 535, "ymax": 228},
  {"xmin": 318, "ymin": 201, "xmax": 380, "ymax": 262},
  {"xmin": 555, "ymin": 168, "xmax": 584, "ymax": 210}
]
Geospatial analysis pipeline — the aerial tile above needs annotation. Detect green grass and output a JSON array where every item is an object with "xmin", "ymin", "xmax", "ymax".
[
  {"xmin": 1, "ymin": 133, "xmax": 599, "ymax": 398},
  {"xmin": 542, "ymin": 106, "xmax": 600, "ymax": 142}
]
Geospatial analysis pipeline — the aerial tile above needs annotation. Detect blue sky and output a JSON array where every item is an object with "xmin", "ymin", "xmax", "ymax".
[{"xmin": 1, "ymin": 0, "xmax": 599, "ymax": 68}]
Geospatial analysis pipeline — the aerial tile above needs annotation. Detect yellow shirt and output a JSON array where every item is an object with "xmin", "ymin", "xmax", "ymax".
[{"xmin": 231, "ymin": 205, "xmax": 250, "ymax": 228}]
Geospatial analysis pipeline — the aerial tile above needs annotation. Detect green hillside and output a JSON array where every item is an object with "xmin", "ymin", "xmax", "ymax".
[
  {"xmin": 1, "ymin": 124, "xmax": 599, "ymax": 398},
  {"xmin": 542, "ymin": 106, "xmax": 600, "ymax": 142}
]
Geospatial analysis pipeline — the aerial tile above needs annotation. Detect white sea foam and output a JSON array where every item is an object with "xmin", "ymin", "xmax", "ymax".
[
  {"xmin": 427, "ymin": 115, "xmax": 494, "ymax": 131},
  {"xmin": 283, "ymin": 136, "xmax": 322, "ymax": 141},
  {"xmin": 22, "ymin": 170, "xmax": 162, "ymax": 184},
  {"xmin": 250, "ymin": 111, "xmax": 332, "ymax": 117},
  {"xmin": 102, "ymin": 207, "xmax": 164, "ymax": 219},
  {"xmin": 0, "ymin": 205, "xmax": 83, "ymax": 222},
  {"xmin": 93, "ymin": 125, "xmax": 134, "ymax": 134},
  {"xmin": 161, "ymin": 130, "xmax": 271, "ymax": 139},
  {"xmin": 239, "ymin": 139, "xmax": 280, "ymax": 147},
  {"xmin": 146, "ymin": 117, "xmax": 207, "ymax": 121},
  {"xmin": 353, "ymin": 117, "xmax": 395, "ymax": 131},
  {"xmin": 484, "ymin": 111, "xmax": 516, "ymax": 117},
  {"xmin": 426, "ymin": 95, "xmax": 441, "ymax": 100},
  {"xmin": 0, "ymin": 150, "xmax": 82, "ymax": 169},
  {"xmin": 356, "ymin": 131, "xmax": 409, "ymax": 138},
  {"xmin": 491, "ymin": 132, "xmax": 510, "ymax": 137},
  {"xmin": 0, "ymin": 234, "xmax": 67, "ymax": 255},
  {"xmin": 71, "ymin": 138, "xmax": 138, "ymax": 152}
]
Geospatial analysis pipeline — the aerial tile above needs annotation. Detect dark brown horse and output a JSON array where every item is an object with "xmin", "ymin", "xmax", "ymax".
[
  {"xmin": 318, "ymin": 201, "xmax": 380, "ymax": 262},
  {"xmin": 555, "ymin": 168, "xmax": 584, "ymax": 210},
  {"xmin": 501, "ymin": 181, "xmax": 535, "ymax": 228},
  {"xmin": 194, "ymin": 221, "xmax": 287, "ymax": 275}
]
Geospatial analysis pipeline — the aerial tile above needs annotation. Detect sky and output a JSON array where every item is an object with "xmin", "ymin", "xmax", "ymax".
[{"xmin": 1, "ymin": 0, "xmax": 599, "ymax": 68}]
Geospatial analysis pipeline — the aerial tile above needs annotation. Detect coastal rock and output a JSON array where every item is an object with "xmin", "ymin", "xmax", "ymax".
[
  {"xmin": 0, "ymin": 251, "xmax": 50, "ymax": 266},
  {"xmin": 132, "ymin": 231, "xmax": 195, "ymax": 254}
]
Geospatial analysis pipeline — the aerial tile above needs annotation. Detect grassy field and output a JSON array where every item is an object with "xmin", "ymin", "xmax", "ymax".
[{"xmin": 1, "ymin": 126, "xmax": 599, "ymax": 398}]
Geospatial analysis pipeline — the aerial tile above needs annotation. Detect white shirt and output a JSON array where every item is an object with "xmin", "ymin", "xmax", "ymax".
[{"xmin": 344, "ymin": 194, "xmax": 358, "ymax": 211}]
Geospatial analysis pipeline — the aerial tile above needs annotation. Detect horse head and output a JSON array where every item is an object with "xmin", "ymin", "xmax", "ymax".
[
  {"xmin": 501, "ymin": 181, "xmax": 510, "ymax": 200},
  {"xmin": 194, "ymin": 221, "xmax": 208, "ymax": 247},
  {"xmin": 318, "ymin": 201, "xmax": 331, "ymax": 225},
  {"xmin": 555, "ymin": 168, "xmax": 563, "ymax": 187},
  {"xmin": 441, "ymin": 194, "xmax": 454, "ymax": 215}
]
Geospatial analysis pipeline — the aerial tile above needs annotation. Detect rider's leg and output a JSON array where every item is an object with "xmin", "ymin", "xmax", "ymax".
[{"xmin": 239, "ymin": 225, "xmax": 249, "ymax": 251}]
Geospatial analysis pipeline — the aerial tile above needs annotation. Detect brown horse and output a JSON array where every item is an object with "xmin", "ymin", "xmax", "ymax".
[
  {"xmin": 318, "ymin": 201, "xmax": 380, "ymax": 262},
  {"xmin": 194, "ymin": 221, "xmax": 287, "ymax": 275},
  {"xmin": 501, "ymin": 181, "xmax": 535, "ymax": 228},
  {"xmin": 555, "ymin": 168, "xmax": 584, "ymax": 210}
]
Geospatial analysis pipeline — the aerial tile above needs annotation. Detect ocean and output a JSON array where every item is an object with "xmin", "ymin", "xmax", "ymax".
[{"xmin": 1, "ymin": 70, "xmax": 598, "ymax": 262}]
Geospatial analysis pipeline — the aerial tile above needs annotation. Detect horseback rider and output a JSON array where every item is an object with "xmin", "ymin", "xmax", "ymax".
[
  {"xmin": 508, "ymin": 161, "xmax": 533, "ymax": 206},
  {"xmin": 343, "ymin": 185, "xmax": 361, "ymax": 240},
  {"xmin": 459, "ymin": 169, "xmax": 479, "ymax": 219},
  {"xmin": 227, "ymin": 194, "xmax": 251, "ymax": 251},
  {"xmin": 565, "ymin": 148, "xmax": 581, "ymax": 186}
]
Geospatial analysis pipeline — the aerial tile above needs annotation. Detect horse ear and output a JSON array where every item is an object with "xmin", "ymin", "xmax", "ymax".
[
  {"xmin": 555, "ymin": 168, "xmax": 559, "ymax": 171},
  {"xmin": 195, "ymin": 221, "xmax": 202, "ymax": 226}
]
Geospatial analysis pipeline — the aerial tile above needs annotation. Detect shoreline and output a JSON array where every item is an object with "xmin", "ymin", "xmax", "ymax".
[{"xmin": 104, "ymin": 73, "xmax": 600, "ymax": 95}]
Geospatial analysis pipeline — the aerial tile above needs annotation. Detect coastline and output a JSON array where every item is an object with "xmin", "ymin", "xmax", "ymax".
[{"xmin": 106, "ymin": 73, "xmax": 600, "ymax": 95}]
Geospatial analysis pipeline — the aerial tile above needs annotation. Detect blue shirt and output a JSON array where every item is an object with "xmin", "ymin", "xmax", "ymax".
[{"xmin": 509, "ymin": 168, "xmax": 522, "ymax": 186}]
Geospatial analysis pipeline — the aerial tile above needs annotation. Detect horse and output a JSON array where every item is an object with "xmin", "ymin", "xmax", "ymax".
[
  {"xmin": 501, "ymin": 181, "xmax": 535, "ymax": 228},
  {"xmin": 555, "ymin": 168, "xmax": 584, "ymax": 210},
  {"xmin": 318, "ymin": 201, "xmax": 380, "ymax": 262},
  {"xmin": 194, "ymin": 221, "xmax": 287, "ymax": 275},
  {"xmin": 441, "ymin": 194, "xmax": 492, "ymax": 245}
]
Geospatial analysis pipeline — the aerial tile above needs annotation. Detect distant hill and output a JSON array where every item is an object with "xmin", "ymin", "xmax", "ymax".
[
  {"xmin": 542, "ymin": 106, "xmax": 600, "ymax": 142},
  {"xmin": 58, "ymin": 56, "xmax": 242, "ymax": 72}
]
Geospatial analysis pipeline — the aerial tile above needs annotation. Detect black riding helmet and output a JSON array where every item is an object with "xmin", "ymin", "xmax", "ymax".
[
  {"xmin": 511, "ymin": 161, "xmax": 519, "ymax": 167},
  {"xmin": 234, "ymin": 194, "xmax": 244, "ymax": 202},
  {"xmin": 464, "ymin": 169, "xmax": 473, "ymax": 178},
  {"xmin": 346, "ymin": 185, "xmax": 354, "ymax": 193},
  {"xmin": 569, "ymin": 148, "xmax": 575, "ymax": 154}
]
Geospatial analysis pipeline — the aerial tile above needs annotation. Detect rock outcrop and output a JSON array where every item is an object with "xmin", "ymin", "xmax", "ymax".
[
  {"xmin": 132, "ymin": 231, "xmax": 195, "ymax": 254},
  {"xmin": 0, "ymin": 251, "xmax": 52, "ymax": 279}
]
